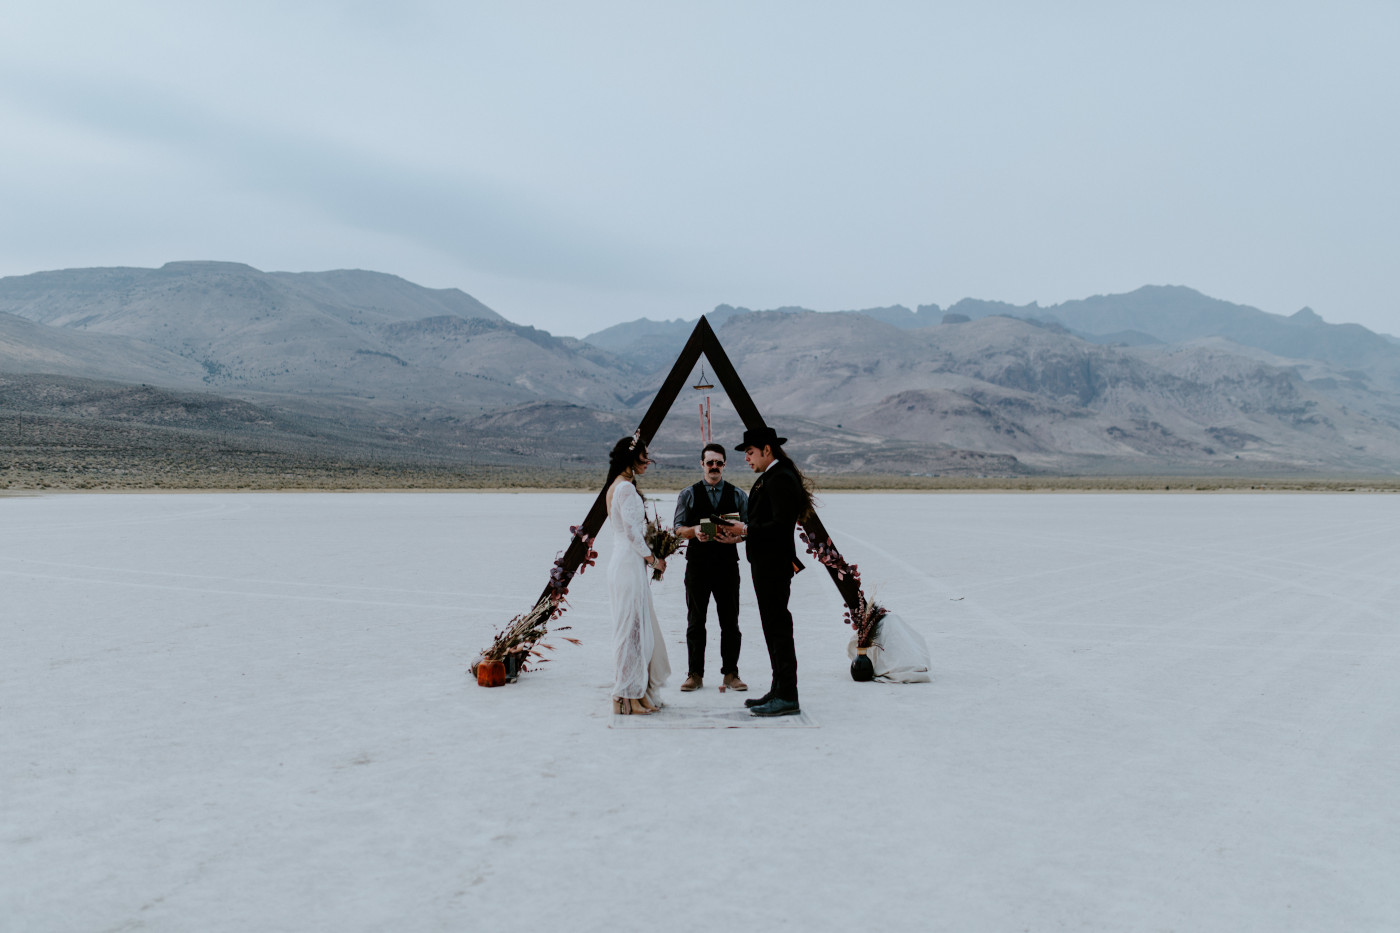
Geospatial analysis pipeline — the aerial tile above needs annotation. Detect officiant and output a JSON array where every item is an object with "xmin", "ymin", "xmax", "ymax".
[{"xmin": 672, "ymin": 442, "xmax": 750, "ymax": 693}]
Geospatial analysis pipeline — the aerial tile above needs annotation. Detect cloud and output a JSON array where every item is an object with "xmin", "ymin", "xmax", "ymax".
[
  {"xmin": 2, "ymin": 2, "xmax": 1399, "ymax": 337},
  {"xmin": 0, "ymin": 63, "xmax": 678, "ymax": 292}
]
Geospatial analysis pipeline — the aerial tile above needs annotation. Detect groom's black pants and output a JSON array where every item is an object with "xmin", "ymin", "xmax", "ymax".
[
  {"xmin": 684, "ymin": 561, "xmax": 741, "ymax": 677},
  {"xmin": 751, "ymin": 563, "xmax": 798, "ymax": 701}
]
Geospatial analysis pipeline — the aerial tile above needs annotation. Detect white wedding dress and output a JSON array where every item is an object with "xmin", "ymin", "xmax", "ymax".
[{"xmin": 608, "ymin": 480, "xmax": 670, "ymax": 704}]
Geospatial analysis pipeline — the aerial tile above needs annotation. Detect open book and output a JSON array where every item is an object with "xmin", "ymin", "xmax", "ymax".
[{"xmin": 698, "ymin": 512, "xmax": 742, "ymax": 538}]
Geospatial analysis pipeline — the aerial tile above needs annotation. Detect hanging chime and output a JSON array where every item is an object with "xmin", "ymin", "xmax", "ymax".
[{"xmin": 693, "ymin": 363, "xmax": 714, "ymax": 444}]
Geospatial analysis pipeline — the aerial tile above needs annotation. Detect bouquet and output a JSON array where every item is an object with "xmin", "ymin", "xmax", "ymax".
[{"xmin": 643, "ymin": 499, "xmax": 683, "ymax": 581}]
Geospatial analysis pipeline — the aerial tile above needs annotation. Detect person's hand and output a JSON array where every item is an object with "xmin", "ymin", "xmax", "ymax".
[
  {"xmin": 715, "ymin": 527, "xmax": 742, "ymax": 544},
  {"xmin": 694, "ymin": 527, "xmax": 711, "ymax": 542},
  {"xmin": 654, "ymin": 557, "xmax": 667, "ymax": 575}
]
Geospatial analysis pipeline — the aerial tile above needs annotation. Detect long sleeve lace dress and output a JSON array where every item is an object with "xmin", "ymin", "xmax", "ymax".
[{"xmin": 608, "ymin": 480, "xmax": 671, "ymax": 704}]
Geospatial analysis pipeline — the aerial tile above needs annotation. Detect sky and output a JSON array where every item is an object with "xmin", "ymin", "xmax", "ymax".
[{"xmin": 2, "ymin": 1, "xmax": 1397, "ymax": 338}]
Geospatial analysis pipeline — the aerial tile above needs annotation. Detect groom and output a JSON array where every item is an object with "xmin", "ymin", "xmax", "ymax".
[{"xmin": 729, "ymin": 425, "xmax": 810, "ymax": 718}]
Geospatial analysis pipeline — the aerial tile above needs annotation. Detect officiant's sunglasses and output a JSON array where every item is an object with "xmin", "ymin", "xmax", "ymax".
[{"xmin": 703, "ymin": 458, "xmax": 726, "ymax": 468}]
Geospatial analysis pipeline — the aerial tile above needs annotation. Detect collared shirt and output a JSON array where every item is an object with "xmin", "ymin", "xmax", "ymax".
[{"xmin": 673, "ymin": 480, "xmax": 749, "ymax": 530}]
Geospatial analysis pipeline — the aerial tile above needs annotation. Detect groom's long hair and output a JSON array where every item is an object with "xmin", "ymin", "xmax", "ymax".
[
  {"xmin": 606, "ymin": 436, "xmax": 649, "ymax": 497},
  {"xmin": 769, "ymin": 444, "xmax": 816, "ymax": 524}
]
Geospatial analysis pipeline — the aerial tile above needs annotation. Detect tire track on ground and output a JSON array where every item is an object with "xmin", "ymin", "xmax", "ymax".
[{"xmin": 0, "ymin": 567, "xmax": 477, "ymax": 613}]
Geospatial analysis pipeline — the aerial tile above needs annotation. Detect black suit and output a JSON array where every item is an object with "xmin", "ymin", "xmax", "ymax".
[{"xmin": 745, "ymin": 461, "xmax": 806, "ymax": 702}]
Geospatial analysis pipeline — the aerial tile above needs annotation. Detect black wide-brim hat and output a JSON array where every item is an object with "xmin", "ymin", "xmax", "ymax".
[{"xmin": 735, "ymin": 425, "xmax": 787, "ymax": 451}]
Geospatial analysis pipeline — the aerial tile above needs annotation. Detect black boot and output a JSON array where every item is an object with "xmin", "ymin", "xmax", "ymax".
[
  {"xmin": 749, "ymin": 697, "xmax": 800, "ymax": 717},
  {"xmin": 743, "ymin": 691, "xmax": 775, "ymax": 709}
]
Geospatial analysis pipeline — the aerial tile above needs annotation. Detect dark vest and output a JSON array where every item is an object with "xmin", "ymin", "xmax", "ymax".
[{"xmin": 682, "ymin": 480, "xmax": 740, "ymax": 565}]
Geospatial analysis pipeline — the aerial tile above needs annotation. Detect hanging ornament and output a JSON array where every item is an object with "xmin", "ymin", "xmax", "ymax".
[{"xmin": 693, "ymin": 363, "xmax": 714, "ymax": 444}]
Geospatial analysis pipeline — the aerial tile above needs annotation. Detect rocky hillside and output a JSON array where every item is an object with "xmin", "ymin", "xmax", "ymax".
[
  {"xmin": 946, "ymin": 286, "xmax": 1400, "ymax": 381},
  {"xmin": 686, "ymin": 311, "xmax": 1400, "ymax": 474},
  {"xmin": 0, "ymin": 262, "xmax": 638, "ymax": 415},
  {"xmin": 591, "ymin": 286, "xmax": 1400, "ymax": 378},
  {"xmin": 0, "ymin": 308, "xmax": 207, "ymax": 388},
  {"xmin": 5, "ymin": 263, "xmax": 1400, "ymax": 477}
]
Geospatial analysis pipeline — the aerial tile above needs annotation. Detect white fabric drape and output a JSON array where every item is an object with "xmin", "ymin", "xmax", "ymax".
[
  {"xmin": 608, "ymin": 481, "xmax": 671, "ymax": 702},
  {"xmin": 845, "ymin": 611, "xmax": 931, "ymax": 683}
]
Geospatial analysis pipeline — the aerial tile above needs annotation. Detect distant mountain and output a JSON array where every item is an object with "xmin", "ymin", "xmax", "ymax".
[
  {"xmin": 583, "ymin": 301, "xmax": 949, "ymax": 363},
  {"xmin": 948, "ymin": 286, "xmax": 1400, "ymax": 379},
  {"xmin": 0, "ymin": 371, "xmax": 550, "ymax": 486},
  {"xmin": 2, "ymin": 371, "xmax": 328, "ymax": 441},
  {"xmin": 830, "ymin": 304, "xmax": 946, "ymax": 329},
  {"xmin": 1, "ymin": 308, "xmax": 208, "ymax": 388},
  {"xmin": 583, "ymin": 304, "xmax": 756, "ymax": 371},
  {"xmin": 590, "ymin": 286, "xmax": 1400, "ymax": 384},
  {"xmin": 674, "ymin": 310, "xmax": 1400, "ymax": 474},
  {"xmin": 0, "ymin": 261, "xmax": 637, "ymax": 414},
  {"xmin": 0, "ymin": 262, "xmax": 505, "ymax": 329},
  {"xmin": 6, "ymin": 264, "xmax": 1400, "ymax": 477}
]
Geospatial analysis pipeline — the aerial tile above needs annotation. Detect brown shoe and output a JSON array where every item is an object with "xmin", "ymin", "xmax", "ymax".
[
  {"xmin": 680, "ymin": 673, "xmax": 703, "ymax": 692},
  {"xmin": 722, "ymin": 673, "xmax": 748, "ymax": 691}
]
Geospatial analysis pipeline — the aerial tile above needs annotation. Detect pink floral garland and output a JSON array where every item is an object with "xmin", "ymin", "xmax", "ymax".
[{"xmin": 799, "ymin": 530, "xmax": 887, "ymax": 648}]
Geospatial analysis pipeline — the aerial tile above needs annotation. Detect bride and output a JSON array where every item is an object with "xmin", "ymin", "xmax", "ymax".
[{"xmin": 605, "ymin": 435, "xmax": 671, "ymax": 714}]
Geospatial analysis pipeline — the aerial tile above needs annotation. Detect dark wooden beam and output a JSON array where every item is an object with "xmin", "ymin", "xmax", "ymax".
[
  {"xmin": 633, "ymin": 316, "xmax": 709, "ymax": 445},
  {"xmin": 696, "ymin": 317, "xmax": 765, "ymax": 429},
  {"xmin": 533, "ymin": 317, "xmax": 709, "ymax": 608}
]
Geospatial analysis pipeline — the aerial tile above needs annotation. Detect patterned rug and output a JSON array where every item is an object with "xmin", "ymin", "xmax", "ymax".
[{"xmin": 608, "ymin": 703, "xmax": 818, "ymax": 729}]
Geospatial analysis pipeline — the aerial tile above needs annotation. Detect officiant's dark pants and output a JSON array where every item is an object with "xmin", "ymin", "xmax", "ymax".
[
  {"xmin": 751, "ymin": 564, "xmax": 798, "ymax": 701},
  {"xmin": 684, "ymin": 562, "xmax": 741, "ymax": 676}
]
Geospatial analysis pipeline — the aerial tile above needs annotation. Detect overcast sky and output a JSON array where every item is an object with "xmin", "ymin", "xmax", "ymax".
[{"xmin": 2, "ymin": 1, "xmax": 1397, "ymax": 338}]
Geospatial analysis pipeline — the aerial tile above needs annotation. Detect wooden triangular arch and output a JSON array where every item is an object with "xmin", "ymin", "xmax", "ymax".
[{"xmin": 535, "ymin": 315, "xmax": 867, "ymax": 621}]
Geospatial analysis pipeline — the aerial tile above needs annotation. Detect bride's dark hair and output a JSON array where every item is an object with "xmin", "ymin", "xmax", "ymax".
[{"xmin": 606, "ymin": 435, "xmax": 649, "ymax": 494}]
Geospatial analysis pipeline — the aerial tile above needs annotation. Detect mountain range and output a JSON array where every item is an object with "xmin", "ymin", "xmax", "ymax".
[{"xmin": 4, "ymin": 261, "xmax": 1400, "ymax": 478}]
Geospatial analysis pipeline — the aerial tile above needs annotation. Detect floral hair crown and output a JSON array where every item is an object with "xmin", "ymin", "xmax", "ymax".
[{"xmin": 628, "ymin": 429, "xmax": 641, "ymax": 451}]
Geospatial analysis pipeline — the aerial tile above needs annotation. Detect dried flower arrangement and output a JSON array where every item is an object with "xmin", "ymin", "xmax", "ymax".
[
  {"xmin": 844, "ymin": 592, "xmax": 889, "ymax": 649},
  {"xmin": 479, "ymin": 594, "xmax": 573, "ymax": 668},
  {"xmin": 473, "ymin": 525, "xmax": 593, "ymax": 678},
  {"xmin": 643, "ymin": 499, "xmax": 683, "ymax": 581}
]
